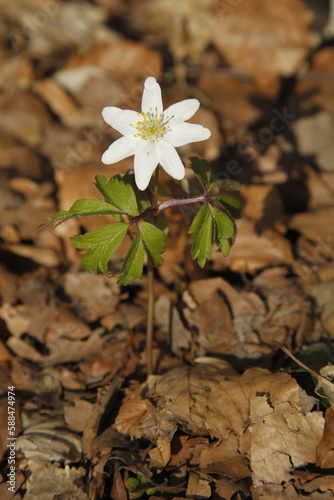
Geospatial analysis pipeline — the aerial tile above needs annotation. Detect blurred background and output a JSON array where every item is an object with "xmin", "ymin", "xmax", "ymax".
[{"xmin": 1, "ymin": 1, "xmax": 334, "ymax": 498}]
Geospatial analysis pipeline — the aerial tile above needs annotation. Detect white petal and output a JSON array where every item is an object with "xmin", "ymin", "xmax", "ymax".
[
  {"xmin": 157, "ymin": 140, "xmax": 185, "ymax": 180},
  {"xmin": 134, "ymin": 142, "xmax": 159, "ymax": 190},
  {"xmin": 141, "ymin": 77, "xmax": 163, "ymax": 115},
  {"xmin": 163, "ymin": 123, "xmax": 211, "ymax": 148},
  {"xmin": 164, "ymin": 99, "xmax": 200, "ymax": 125},
  {"xmin": 101, "ymin": 136, "xmax": 140, "ymax": 164},
  {"xmin": 102, "ymin": 107, "xmax": 139, "ymax": 136}
]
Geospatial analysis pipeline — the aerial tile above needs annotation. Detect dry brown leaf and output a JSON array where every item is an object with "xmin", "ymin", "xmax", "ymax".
[
  {"xmin": 33, "ymin": 78, "xmax": 86, "ymax": 128},
  {"xmin": 183, "ymin": 272, "xmax": 303, "ymax": 359},
  {"xmin": 0, "ymin": 89, "xmax": 53, "ymax": 147},
  {"xmin": 101, "ymin": 303, "xmax": 146, "ymax": 332},
  {"xmin": 198, "ymin": 434, "xmax": 250, "ymax": 479},
  {"xmin": 240, "ymin": 184, "xmax": 285, "ymax": 232},
  {"xmin": 289, "ymin": 206, "xmax": 334, "ymax": 242},
  {"xmin": 308, "ymin": 282, "xmax": 334, "ymax": 336},
  {"xmin": 115, "ymin": 399, "xmax": 156, "ymax": 440},
  {"xmin": 116, "ymin": 362, "xmax": 324, "ymax": 486},
  {"xmin": 197, "ymin": 70, "xmax": 272, "ymax": 132},
  {"xmin": 134, "ymin": 0, "xmax": 215, "ymax": 62},
  {"xmin": 183, "ymin": 279, "xmax": 236, "ymax": 356},
  {"xmin": 78, "ymin": 338, "xmax": 134, "ymax": 383},
  {"xmin": 186, "ymin": 471, "xmax": 211, "ymax": 499},
  {"xmin": 0, "ymin": 243, "xmax": 60, "ymax": 267},
  {"xmin": 317, "ymin": 406, "xmax": 334, "ymax": 469},
  {"xmin": 289, "ymin": 108, "xmax": 334, "ymax": 172},
  {"xmin": 291, "ymin": 471, "xmax": 334, "ymax": 497},
  {"xmin": 64, "ymin": 399, "xmax": 94, "ymax": 433},
  {"xmin": 61, "ymin": 367, "xmax": 86, "ymax": 391},
  {"xmin": 16, "ymin": 418, "xmax": 82, "ymax": 463},
  {"xmin": 212, "ymin": 218, "xmax": 293, "ymax": 273},
  {"xmin": 64, "ymin": 271, "xmax": 120, "ymax": 322},
  {"xmin": 65, "ymin": 39, "xmax": 162, "ymax": 80},
  {"xmin": 214, "ymin": 478, "xmax": 251, "ymax": 500},
  {"xmin": 212, "ymin": 0, "xmax": 314, "ymax": 90},
  {"xmin": 82, "ymin": 380, "xmax": 123, "ymax": 458},
  {"xmin": 246, "ymin": 408, "xmax": 324, "ymax": 486},
  {"xmin": 110, "ymin": 461, "xmax": 128, "ymax": 500},
  {"xmin": 22, "ymin": 462, "xmax": 88, "ymax": 500},
  {"xmin": 154, "ymin": 295, "xmax": 192, "ymax": 354}
]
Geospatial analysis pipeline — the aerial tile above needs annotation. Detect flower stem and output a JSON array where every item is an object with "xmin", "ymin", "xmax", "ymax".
[
  {"xmin": 145, "ymin": 167, "xmax": 160, "ymax": 375},
  {"xmin": 146, "ymin": 262, "xmax": 155, "ymax": 375}
]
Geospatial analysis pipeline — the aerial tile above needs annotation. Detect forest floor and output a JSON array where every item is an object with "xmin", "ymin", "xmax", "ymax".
[{"xmin": 1, "ymin": 1, "xmax": 334, "ymax": 499}]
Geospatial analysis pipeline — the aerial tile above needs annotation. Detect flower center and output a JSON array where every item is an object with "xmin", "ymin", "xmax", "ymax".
[{"xmin": 131, "ymin": 108, "xmax": 170, "ymax": 142}]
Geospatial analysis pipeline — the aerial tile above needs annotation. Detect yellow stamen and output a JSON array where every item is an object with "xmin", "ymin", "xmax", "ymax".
[{"xmin": 133, "ymin": 111, "xmax": 169, "ymax": 141}]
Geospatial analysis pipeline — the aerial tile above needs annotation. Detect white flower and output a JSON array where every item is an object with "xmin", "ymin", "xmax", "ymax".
[{"xmin": 101, "ymin": 76, "xmax": 211, "ymax": 190}]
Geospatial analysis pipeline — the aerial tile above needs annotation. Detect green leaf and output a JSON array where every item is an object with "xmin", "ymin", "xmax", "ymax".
[
  {"xmin": 211, "ymin": 207, "xmax": 235, "ymax": 239},
  {"xmin": 189, "ymin": 157, "xmax": 211, "ymax": 189},
  {"xmin": 211, "ymin": 206, "xmax": 235, "ymax": 257},
  {"xmin": 188, "ymin": 204, "xmax": 212, "ymax": 267},
  {"xmin": 219, "ymin": 238, "xmax": 231, "ymax": 257},
  {"xmin": 139, "ymin": 221, "xmax": 167, "ymax": 267},
  {"xmin": 95, "ymin": 175, "xmax": 137, "ymax": 215},
  {"xmin": 179, "ymin": 176, "xmax": 191, "ymax": 195},
  {"xmin": 209, "ymin": 179, "xmax": 240, "ymax": 191},
  {"xmin": 118, "ymin": 232, "xmax": 144, "ymax": 285},
  {"xmin": 145, "ymin": 488, "xmax": 156, "ymax": 496},
  {"xmin": 71, "ymin": 223, "xmax": 128, "ymax": 249},
  {"xmin": 44, "ymin": 199, "xmax": 123, "ymax": 225},
  {"xmin": 213, "ymin": 194, "xmax": 242, "ymax": 218},
  {"xmin": 71, "ymin": 223, "xmax": 129, "ymax": 275},
  {"xmin": 127, "ymin": 478, "xmax": 141, "ymax": 489},
  {"xmin": 80, "ymin": 247, "xmax": 100, "ymax": 273}
]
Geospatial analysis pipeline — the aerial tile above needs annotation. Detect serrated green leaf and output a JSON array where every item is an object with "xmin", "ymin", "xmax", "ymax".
[
  {"xmin": 44, "ymin": 199, "xmax": 122, "ymax": 225},
  {"xmin": 211, "ymin": 206, "xmax": 235, "ymax": 257},
  {"xmin": 80, "ymin": 246, "xmax": 100, "ymax": 273},
  {"xmin": 118, "ymin": 232, "xmax": 144, "ymax": 285},
  {"xmin": 213, "ymin": 194, "xmax": 242, "ymax": 218},
  {"xmin": 71, "ymin": 223, "xmax": 128, "ymax": 275},
  {"xmin": 189, "ymin": 157, "xmax": 211, "ymax": 189},
  {"xmin": 71, "ymin": 223, "xmax": 128, "ymax": 249},
  {"xmin": 95, "ymin": 175, "xmax": 137, "ymax": 215},
  {"xmin": 218, "ymin": 238, "xmax": 231, "ymax": 257},
  {"xmin": 139, "ymin": 221, "xmax": 166, "ymax": 267},
  {"xmin": 211, "ymin": 207, "xmax": 235, "ymax": 239},
  {"xmin": 188, "ymin": 204, "xmax": 212, "ymax": 267}
]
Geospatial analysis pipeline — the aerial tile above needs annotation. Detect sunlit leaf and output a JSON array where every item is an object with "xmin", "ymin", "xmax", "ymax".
[
  {"xmin": 95, "ymin": 175, "xmax": 137, "ymax": 215},
  {"xmin": 211, "ymin": 206, "xmax": 236, "ymax": 257},
  {"xmin": 139, "ymin": 221, "xmax": 167, "ymax": 267},
  {"xmin": 44, "ymin": 199, "xmax": 123, "ymax": 225},
  {"xmin": 71, "ymin": 223, "xmax": 129, "ymax": 275},
  {"xmin": 118, "ymin": 232, "xmax": 144, "ymax": 285},
  {"xmin": 189, "ymin": 204, "xmax": 212, "ymax": 267}
]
